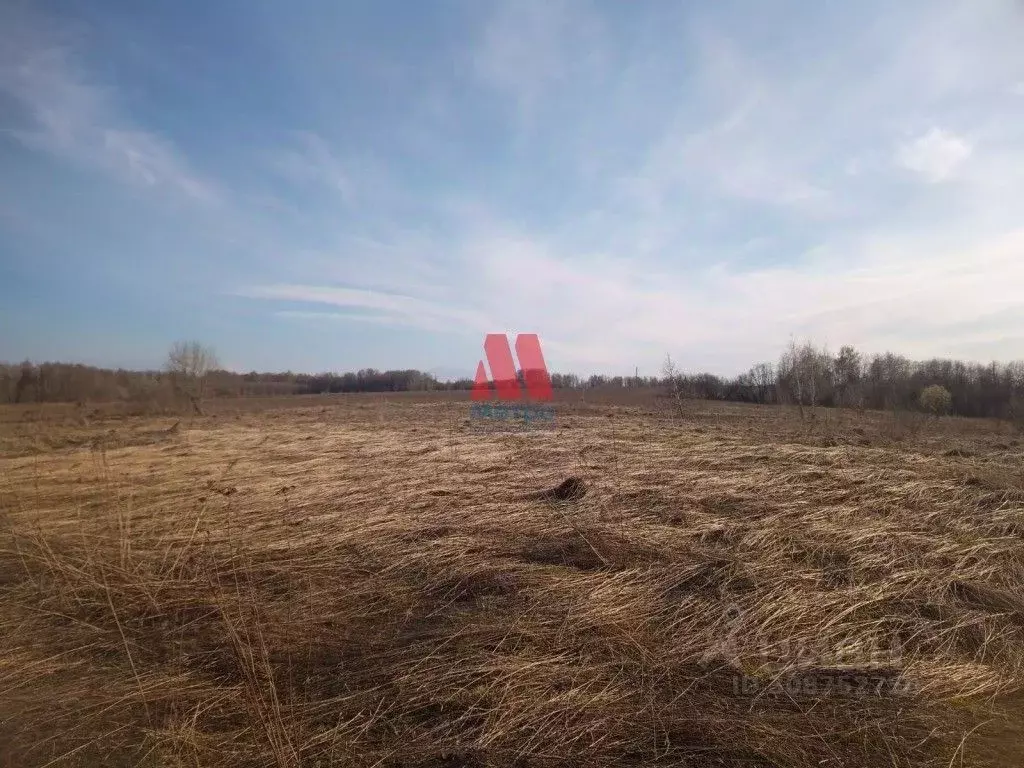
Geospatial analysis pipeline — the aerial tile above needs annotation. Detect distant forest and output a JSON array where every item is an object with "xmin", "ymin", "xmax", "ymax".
[{"xmin": 3, "ymin": 340, "xmax": 1024, "ymax": 421}]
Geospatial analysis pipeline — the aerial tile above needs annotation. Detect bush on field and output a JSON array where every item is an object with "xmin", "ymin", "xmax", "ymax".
[{"xmin": 919, "ymin": 384, "xmax": 952, "ymax": 417}]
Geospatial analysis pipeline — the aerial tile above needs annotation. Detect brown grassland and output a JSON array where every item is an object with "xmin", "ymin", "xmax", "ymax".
[{"xmin": 1, "ymin": 390, "xmax": 1023, "ymax": 767}]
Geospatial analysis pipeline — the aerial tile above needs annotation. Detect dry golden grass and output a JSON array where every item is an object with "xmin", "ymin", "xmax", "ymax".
[{"xmin": 1, "ymin": 395, "xmax": 1023, "ymax": 767}]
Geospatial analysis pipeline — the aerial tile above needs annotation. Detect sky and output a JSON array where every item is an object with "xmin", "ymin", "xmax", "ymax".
[{"xmin": 1, "ymin": 0, "xmax": 1024, "ymax": 377}]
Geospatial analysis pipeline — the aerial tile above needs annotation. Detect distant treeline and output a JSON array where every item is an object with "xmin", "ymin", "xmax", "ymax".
[
  {"xmin": 686, "ymin": 343, "xmax": 1024, "ymax": 421},
  {"xmin": 3, "ymin": 341, "xmax": 1024, "ymax": 420},
  {"xmin": 0, "ymin": 364, "xmax": 656, "ymax": 404}
]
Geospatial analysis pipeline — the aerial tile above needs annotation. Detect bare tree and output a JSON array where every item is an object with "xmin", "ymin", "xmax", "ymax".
[
  {"xmin": 779, "ymin": 339, "xmax": 833, "ymax": 419},
  {"xmin": 662, "ymin": 354, "xmax": 686, "ymax": 419},
  {"xmin": 165, "ymin": 341, "xmax": 219, "ymax": 413},
  {"xmin": 779, "ymin": 340, "xmax": 806, "ymax": 419},
  {"xmin": 748, "ymin": 362, "xmax": 774, "ymax": 404},
  {"xmin": 832, "ymin": 345, "xmax": 862, "ymax": 408}
]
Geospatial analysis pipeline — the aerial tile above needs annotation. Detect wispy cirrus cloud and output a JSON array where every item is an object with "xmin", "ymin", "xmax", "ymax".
[
  {"xmin": 270, "ymin": 131, "xmax": 354, "ymax": 202},
  {"xmin": 470, "ymin": 0, "xmax": 605, "ymax": 123},
  {"xmin": 230, "ymin": 0, "xmax": 1024, "ymax": 373},
  {"xmin": 0, "ymin": 3, "xmax": 218, "ymax": 204},
  {"xmin": 5, "ymin": 0, "xmax": 1024, "ymax": 374},
  {"xmin": 236, "ymin": 197, "xmax": 1024, "ymax": 374},
  {"xmin": 238, "ymin": 283, "xmax": 494, "ymax": 336}
]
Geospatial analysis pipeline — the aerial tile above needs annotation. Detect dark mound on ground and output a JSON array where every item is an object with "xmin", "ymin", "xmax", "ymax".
[{"xmin": 537, "ymin": 476, "xmax": 587, "ymax": 502}]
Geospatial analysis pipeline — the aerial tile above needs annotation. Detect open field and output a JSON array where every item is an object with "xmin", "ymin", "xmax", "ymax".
[{"xmin": 2, "ymin": 393, "xmax": 1023, "ymax": 767}]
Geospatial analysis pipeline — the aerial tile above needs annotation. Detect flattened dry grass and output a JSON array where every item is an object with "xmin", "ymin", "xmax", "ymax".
[{"xmin": 1, "ymin": 399, "xmax": 1023, "ymax": 767}]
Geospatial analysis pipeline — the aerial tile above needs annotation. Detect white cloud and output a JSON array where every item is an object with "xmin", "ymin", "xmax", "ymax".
[
  {"xmin": 237, "ymin": 284, "xmax": 494, "ymax": 336},
  {"xmin": 237, "ymin": 216, "xmax": 1024, "ymax": 375},
  {"xmin": 895, "ymin": 128, "xmax": 973, "ymax": 183},
  {"xmin": 227, "ymin": 0, "xmax": 1024, "ymax": 373},
  {"xmin": 271, "ymin": 131, "xmax": 354, "ymax": 201},
  {"xmin": 102, "ymin": 130, "xmax": 219, "ymax": 203},
  {"xmin": 470, "ymin": 0, "xmax": 605, "ymax": 123},
  {"xmin": 472, "ymin": 2, "xmax": 562, "ymax": 114},
  {"xmin": 609, "ymin": 32, "xmax": 837, "ymax": 221},
  {"xmin": 232, "ymin": 0, "xmax": 1024, "ymax": 374},
  {"xmin": 464, "ymin": 225, "xmax": 1024, "ymax": 371},
  {"xmin": 0, "ymin": 5, "xmax": 218, "ymax": 204},
  {"xmin": 8, "ymin": 0, "xmax": 1024, "ymax": 374}
]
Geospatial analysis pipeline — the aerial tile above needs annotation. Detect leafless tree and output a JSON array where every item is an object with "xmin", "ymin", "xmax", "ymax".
[
  {"xmin": 832, "ymin": 345, "xmax": 863, "ymax": 409},
  {"xmin": 165, "ymin": 341, "xmax": 219, "ymax": 413},
  {"xmin": 779, "ymin": 340, "xmax": 806, "ymax": 418},
  {"xmin": 748, "ymin": 362, "xmax": 774, "ymax": 404},
  {"xmin": 662, "ymin": 354, "xmax": 686, "ymax": 419},
  {"xmin": 779, "ymin": 339, "xmax": 833, "ymax": 419}
]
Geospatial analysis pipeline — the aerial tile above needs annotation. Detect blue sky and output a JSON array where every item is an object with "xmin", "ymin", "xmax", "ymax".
[{"xmin": 2, "ymin": 0, "xmax": 1023, "ymax": 377}]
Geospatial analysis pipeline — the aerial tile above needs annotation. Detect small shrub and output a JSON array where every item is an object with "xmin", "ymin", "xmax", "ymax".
[{"xmin": 919, "ymin": 385, "xmax": 952, "ymax": 417}]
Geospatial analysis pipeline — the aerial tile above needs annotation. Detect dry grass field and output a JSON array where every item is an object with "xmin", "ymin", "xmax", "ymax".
[{"xmin": 2, "ymin": 392, "xmax": 1023, "ymax": 767}]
